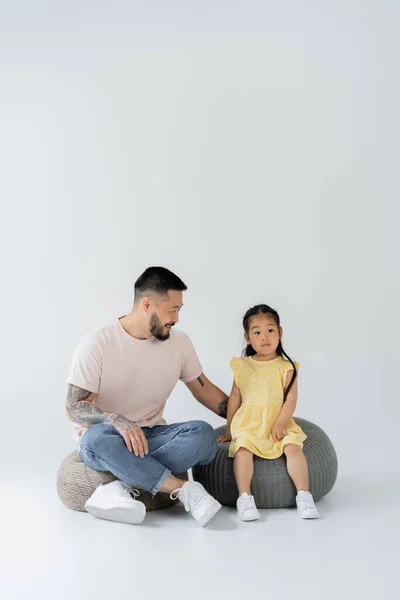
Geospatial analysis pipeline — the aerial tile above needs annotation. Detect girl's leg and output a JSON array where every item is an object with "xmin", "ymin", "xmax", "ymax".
[
  {"xmin": 284, "ymin": 444, "xmax": 319, "ymax": 519},
  {"xmin": 234, "ymin": 447, "xmax": 260, "ymax": 521},
  {"xmin": 233, "ymin": 447, "xmax": 254, "ymax": 495},
  {"xmin": 283, "ymin": 444, "xmax": 309, "ymax": 492}
]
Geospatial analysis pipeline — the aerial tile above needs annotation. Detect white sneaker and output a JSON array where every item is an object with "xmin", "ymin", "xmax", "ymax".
[
  {"xmin": 237, "ymin": 493, "xmax": 260, "ymax": 521},
  {"xmin": 296, "ymin": 491, "xmax": 319, "ymax": 519},
  {"xmin": 84, "ymin": 480, "xmax": 146, "ymax": 525},
  {"xmin": 170, "ymin": 481, "xmax": 222, "ymax": 527}
]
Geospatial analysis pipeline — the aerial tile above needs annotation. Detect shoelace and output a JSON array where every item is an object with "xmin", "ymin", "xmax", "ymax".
[
  {"xmin": 170, "ymin": 488, "xmax": 181, "ymax": 501},
  {"xmin": 298, "ymin": 495, "xmax": 314, "ymax": 511},
  {"xmin": 121, "ymin": 485, "xmax": 140, "ymax": 500},
  {"xmin": 239, "ymin": 495, "xmax": 255, "ymax": 511},
  {"xmin": 170, "ymin": 483, "xmax": 203, "ymax": 510}
]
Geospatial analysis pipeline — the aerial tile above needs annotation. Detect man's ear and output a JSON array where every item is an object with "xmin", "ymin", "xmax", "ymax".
[{"xmin": 142, "ymin": 297, "xmax": 152, "ymax": 313}]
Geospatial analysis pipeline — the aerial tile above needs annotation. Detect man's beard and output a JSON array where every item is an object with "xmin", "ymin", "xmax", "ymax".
[{"xmin": 149, "ymin": 313, "xmax": 173, "ymax": 341}]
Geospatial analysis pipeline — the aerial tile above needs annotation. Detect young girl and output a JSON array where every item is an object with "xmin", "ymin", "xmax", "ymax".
[{"xmin": 217, "ymin": 304, "xmax": 319, "ymax": 521}]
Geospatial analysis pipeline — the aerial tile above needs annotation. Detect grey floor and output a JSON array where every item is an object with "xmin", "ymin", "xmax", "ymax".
[{"xmin": 2, "ymin": 473, "xmax": 399, "ymax": 599}]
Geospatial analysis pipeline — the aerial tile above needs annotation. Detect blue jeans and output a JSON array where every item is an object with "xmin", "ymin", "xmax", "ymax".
[{"xmin": 80, "ymin": 420, "xmax": 217, "ymax": 495}]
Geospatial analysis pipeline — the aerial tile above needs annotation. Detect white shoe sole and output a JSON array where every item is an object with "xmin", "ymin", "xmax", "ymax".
[
  {"xmin": 85, "ymin": 502, "xmax": 146, "ymax": 525},
  {"xmin": 239, "ymin": 510, "xmax": 261, "ymax": 522},
  {"xmin": 196, "ymin": 499, "xmax": 222, "ymax": 527},
  {"xmin": 298, "ymin": 510, "xmax": 319, "ymax": 519}
]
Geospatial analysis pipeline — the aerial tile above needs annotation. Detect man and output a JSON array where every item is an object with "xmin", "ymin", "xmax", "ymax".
[{"xmin": 66, "ymin": 266, "xmax": 228, "ymax": 527}]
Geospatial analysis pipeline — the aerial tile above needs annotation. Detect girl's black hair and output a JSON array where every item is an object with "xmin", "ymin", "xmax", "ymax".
[{"xmin": 242, "ymin": 304, "xmax": 297, "ymax": 402}]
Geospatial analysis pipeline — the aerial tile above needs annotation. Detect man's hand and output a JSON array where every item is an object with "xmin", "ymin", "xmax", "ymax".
[
  {"xmin": 271, "ymin": 422, "xmax": 286, "ymax": 444},
  {"xmin": 108, "ymin": 417, "xmax": 149, "ymax": 457},
  {"xmin": 217, "ymin": 432, "xmax": 232, "ymax": 444}
]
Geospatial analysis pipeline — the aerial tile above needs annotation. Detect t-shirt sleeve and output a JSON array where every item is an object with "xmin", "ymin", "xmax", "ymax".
[
  {"xmin": 179, "ymin": 333, "xmax": 203, "ymax": 383},
  {"xmin": 67, "ymin": 334, "xmax": 103, "ymax": 393}
]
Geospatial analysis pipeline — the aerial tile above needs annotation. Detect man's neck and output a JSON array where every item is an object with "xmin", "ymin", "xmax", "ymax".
[{"xmin": 119, "ymin": 312, "xmax": 152, "ymax": 340}]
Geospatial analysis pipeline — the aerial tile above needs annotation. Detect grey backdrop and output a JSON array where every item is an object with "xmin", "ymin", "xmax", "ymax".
[{"xmin": 0, "ymin": 0, "xmax": 398, "ymax": 482}]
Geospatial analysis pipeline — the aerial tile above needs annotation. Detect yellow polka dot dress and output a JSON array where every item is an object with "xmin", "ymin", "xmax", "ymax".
[{"xmin": 229, "ymin": 356, "xmax": 306, "ymax": 459}]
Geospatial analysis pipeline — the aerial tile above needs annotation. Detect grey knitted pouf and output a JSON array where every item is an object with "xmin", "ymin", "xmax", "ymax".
[
  {"xmin": 57, "ymin": 451, "xmax": 187, "ymax": 512},
  {"xmin": 192, "ymin": 418, "xmax": 337, "ymax": 508}
]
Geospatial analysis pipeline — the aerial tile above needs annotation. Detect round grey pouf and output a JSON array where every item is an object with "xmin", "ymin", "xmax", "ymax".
[
  {"xmin": 192, "ymin": 418, "xmax": 338, "ymax": 508},
  {"xmin": 57, "ymin": 450, "xmax": 187, "ymax": 512}
]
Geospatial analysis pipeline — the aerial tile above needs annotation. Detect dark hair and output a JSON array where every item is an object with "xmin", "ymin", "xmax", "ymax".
[
  {"xmin": 242, "ymin": 304, "xmax": 297, "ymax": 402},
  {"xmin": 134, "ymin": 266, "xmax": 187, "ymax": 302}
]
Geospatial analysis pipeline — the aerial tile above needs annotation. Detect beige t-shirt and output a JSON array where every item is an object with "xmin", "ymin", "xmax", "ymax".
[{"xmin": 67, "ymin": 318, "xmax": 203, "ymax": 440}]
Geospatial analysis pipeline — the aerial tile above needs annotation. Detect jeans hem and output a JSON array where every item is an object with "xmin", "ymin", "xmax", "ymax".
[{"xmin": 151, "ymin": 468, "xmax": 171, "ymax": 496}]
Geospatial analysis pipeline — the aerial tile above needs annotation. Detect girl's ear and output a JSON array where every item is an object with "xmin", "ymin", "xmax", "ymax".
[
  {"xmin": 279, "ymin": 327, "xmax": 283, "ymax": 339},
  {"xmin": 244, "ymin": 332, "xmax": 250, "ymax": 344}
]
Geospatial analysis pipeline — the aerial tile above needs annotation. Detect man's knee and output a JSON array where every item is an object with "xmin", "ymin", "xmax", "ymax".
[
  {"xmin": 80, "ymin": 423, "xmax": 119, "ymax": 453},
  {"xmin": 190, "ymin": 420, "xmax": 215, "ymax": 442},
  {"xmin": 189, "ymin": 420, "xmax": 217, "ymax": 464}
]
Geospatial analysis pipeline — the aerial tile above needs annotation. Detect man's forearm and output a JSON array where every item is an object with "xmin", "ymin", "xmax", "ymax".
[
  {"xmin": 194, "ymin": 377, "xmax": 228, "ymax": 419},
  {"xmin": 66, "ymin": 384, "xmax": 132, "ymax": 429}
]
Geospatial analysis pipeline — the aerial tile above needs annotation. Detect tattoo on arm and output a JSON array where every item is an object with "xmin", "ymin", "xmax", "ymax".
[
  {"xmin": 217, "ymin": 398, "xmax": 228, "ymax": 419},
  {"xmin": 66, "ymin": 384, "xmax": 131, "ymax": 429},
  {"xmin": 197, "ymin": 376, "xmax": 205, "ymax": 387},
  {"xmin": 67, "ymin": 385, "xmax": 92, "ymax": 402}
]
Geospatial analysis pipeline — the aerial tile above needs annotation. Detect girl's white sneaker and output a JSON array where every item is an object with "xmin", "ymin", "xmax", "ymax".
[
  {"xmin": 296, "ymin": 491, "xmax": 319, "ymax": 519},
  {"xmin": 237, "ymin": 493, "xmax": 260, "ymax": 521}
]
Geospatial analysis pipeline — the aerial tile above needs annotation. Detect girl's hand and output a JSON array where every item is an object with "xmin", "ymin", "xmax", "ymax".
[
  {"xmin": 271, "ymin": 422, "xmax": 286, "ymax": 444},
  {"xmin": 217, "ymin": 433, "xmax": 232, "ymax": 443}
]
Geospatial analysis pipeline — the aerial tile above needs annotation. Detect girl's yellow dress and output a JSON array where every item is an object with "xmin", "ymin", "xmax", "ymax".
[{"xmin": 229, "ymin": 356, "xmax": 306, "ymax": 459}]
